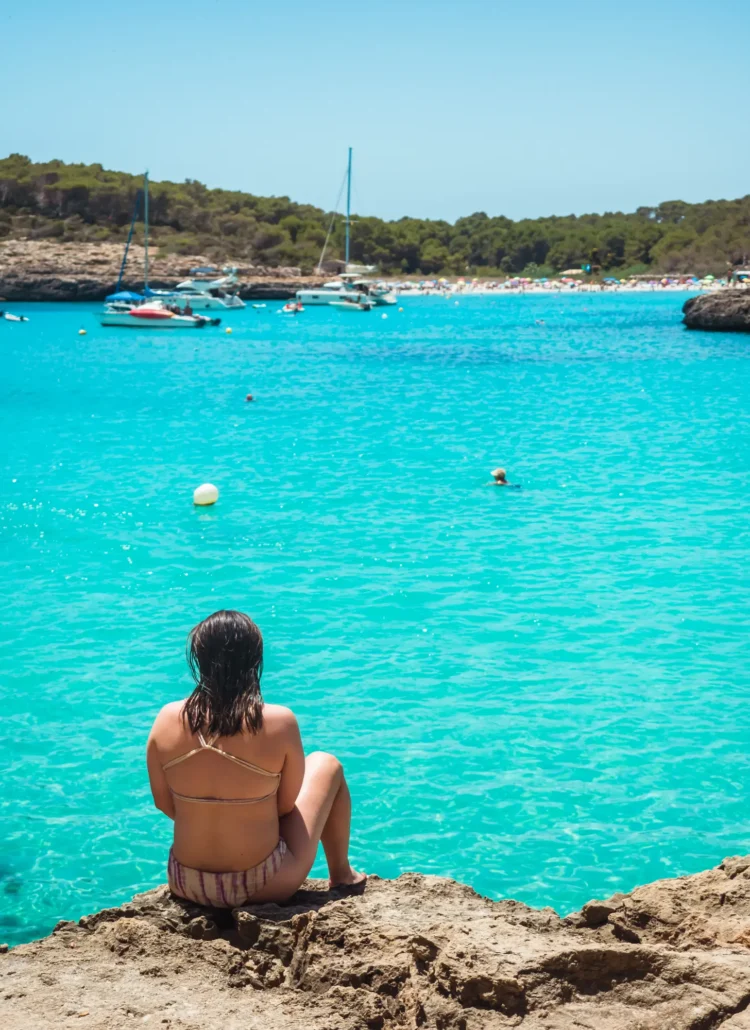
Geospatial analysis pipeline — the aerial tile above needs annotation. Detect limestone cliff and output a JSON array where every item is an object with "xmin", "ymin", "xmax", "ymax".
[
  {"xmin": 5, "ymin": 855, "xmax": 750, "ymax": 1028},
  {"xmin": 0, "ymin": 241, "xmax": 323, "ymax": 301}
]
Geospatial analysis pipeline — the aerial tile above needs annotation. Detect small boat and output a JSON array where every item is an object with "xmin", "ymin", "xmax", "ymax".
[
  {"xmin": 279, "ymin": 301, "xmax": 304, "ymax": 314},
  {"xmin": 0, "ymin": 311, "xmax": 29, "ymax": 322},
  {"xmin": 252, "ymin": 303, "xmax": 266, "ymax": 309}
]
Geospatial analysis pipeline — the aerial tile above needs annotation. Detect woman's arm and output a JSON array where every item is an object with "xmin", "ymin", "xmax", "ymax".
[
  {"xmin": 146, "ymin": 712, "xmax": 176, "ymax": 820},
  {"xmin": 276, "ymin": 709, "xmax": 305, "ymax": 817}
]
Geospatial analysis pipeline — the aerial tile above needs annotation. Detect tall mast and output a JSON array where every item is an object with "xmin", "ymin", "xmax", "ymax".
[
  {"xmin": 345, "ymin": 147, "xmax": 352, "ymax": 267},
  {"xmin": 143, "ymin": 170, "xmax": 149, "ymax": 291},
  {"xmin": 116, "ymin": 190, "xmax": 141, "ymax": 291}
]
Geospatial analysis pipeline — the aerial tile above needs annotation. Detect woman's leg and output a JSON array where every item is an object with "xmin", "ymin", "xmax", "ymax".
[{"xmin": 250, "ymin": 751, "xmax": 365, "ymax": 903}]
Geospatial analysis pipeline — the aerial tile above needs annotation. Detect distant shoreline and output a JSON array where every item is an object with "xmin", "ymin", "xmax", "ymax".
[
  {"xmin": 0, "ymin": 239, "xmax": 733, "ymax": 302},
  {"xmin": 0, "ymin": 284, "xmax": 708, "ymax": 300}
]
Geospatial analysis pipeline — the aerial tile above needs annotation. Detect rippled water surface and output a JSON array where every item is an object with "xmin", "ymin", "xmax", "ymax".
[{"xmin": 2, "ymin": 294, "xmax": 749, "ymax": 945}]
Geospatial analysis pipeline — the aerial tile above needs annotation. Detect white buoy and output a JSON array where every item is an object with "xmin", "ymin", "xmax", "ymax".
[
  {"xmin": 226, "ymin": 327, "xmax": 232, "ymax": 334},
  {"xmin": 193, "ymin": 483, "xmax": 219, "ymax": 506},
  {"xmin": 381, "ymin": 313, "xmax": 388, "ymax": 319},
  {"xmin": 78, "ymin": 329, "xmax": 87, "ymax": 335},
  {"xmin": 398, "ymin": 307, "xmax": 404, "ymax": 313}
]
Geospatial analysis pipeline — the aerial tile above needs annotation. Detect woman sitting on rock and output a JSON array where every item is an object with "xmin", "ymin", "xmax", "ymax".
[{"xmin": 147, "ymin": 609, "xmax": 365, "ymax": 907}]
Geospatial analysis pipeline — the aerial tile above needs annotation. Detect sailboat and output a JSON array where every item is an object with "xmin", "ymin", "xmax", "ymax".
[
  {"xmin": 295, "ymin": 149, "xmax": 396, "ymax": 310},
  {"xmin": 98, "ymin": 172, "xmax": 222, "ymax": 329}
]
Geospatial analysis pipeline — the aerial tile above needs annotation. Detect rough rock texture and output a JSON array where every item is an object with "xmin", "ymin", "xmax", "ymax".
[
  {"xmin": 683, "ymin": 290, "xmax": 750, "ymax": 331},
  {"xmin": 0, "ymin": 240, "xmax": 324, "ymax": 301},
  {"xmin": 5, "ymin": 857, "xmax": 750, "ymax": 1029}
]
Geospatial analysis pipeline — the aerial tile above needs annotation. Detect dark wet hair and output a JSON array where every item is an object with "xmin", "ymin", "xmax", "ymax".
[{"xmin": 183, "ymin": 610, "xmax": 264, "ymax": 738}]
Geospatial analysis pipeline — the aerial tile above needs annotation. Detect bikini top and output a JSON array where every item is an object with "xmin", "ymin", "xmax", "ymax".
[{"xmin": 162, "ymin": 731, "xmax": 281, "ymax": 805}]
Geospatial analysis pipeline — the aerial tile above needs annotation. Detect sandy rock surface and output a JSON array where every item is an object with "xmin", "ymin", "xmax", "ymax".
[
  {"xmin": 0, "ymin": 241, "xmax": 323, "ymax": 300},
  {"xmin": 683, "ymin": 290, "xmax": 750, "ymax": 331},
  {"xmin": 4, "ymin": 856, "xmax": 750, "ymax": 1029}
]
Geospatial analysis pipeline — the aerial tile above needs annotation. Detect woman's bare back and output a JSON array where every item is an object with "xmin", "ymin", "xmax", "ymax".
[{"xmin": 147, "ymin": 701, "xmax": 304, "ymax": 871}]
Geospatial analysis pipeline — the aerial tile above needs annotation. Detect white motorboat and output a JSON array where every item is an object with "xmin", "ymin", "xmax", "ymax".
[
  {"xmin": 362, "ymin": 281, "xmax": 397, "ymax": 306},
  {"xmin": 152, "ymin": 267, "xmax": 246, "ymax": 310},
  {"xmin": 99, "ymin": 298, "xmax": 220, "ymax": 329}
]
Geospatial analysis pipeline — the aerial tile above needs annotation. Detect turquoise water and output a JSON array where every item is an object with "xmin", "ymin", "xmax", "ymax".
[{"xmin": 1, "ymin": 294, "xmax": 749, "ymax": 946}]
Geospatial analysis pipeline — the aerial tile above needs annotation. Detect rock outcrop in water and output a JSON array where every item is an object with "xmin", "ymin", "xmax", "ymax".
[
  {"xmin": 683, "ymin": 290, "xmax": 750, "ymax": 331},
  {"xmin": 0, "ymin": 240, "xmax": 324, "ymax": 301},
  {"xmin": 5, "ymin": 855, "xmax": 750, "ymax": 1028}
]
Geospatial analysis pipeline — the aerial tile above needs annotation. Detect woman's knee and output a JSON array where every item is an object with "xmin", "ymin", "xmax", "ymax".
[{"xmin": 306, "ymin": 751, "xmax": 343, "ymax": 778}]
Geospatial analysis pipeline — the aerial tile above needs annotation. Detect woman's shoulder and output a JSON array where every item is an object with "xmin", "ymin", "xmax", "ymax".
[
  {"xmin": 153, "ymin": 700, "xmax": 185, "ymax": 726},
  {"xmin": 261, "ymin": 704, "xmax": 299, "ymax": 735}
]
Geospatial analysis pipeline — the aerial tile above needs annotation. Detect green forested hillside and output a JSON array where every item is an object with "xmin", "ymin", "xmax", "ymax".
[{"xmin": 1, "ymin": 154, "xmax": 748, "ymax": 277}]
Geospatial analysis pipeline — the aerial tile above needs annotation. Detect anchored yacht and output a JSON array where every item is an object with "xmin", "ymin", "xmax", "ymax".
[
  {"xmin": 153, "ymin": 267, "xmax": 246, "ymax": 310},
  {"xmin": 299, "ymin": 148, "xmax": 398, "ymax": 309},
  {"xmin": 296, "ymin": 273, "xmax": 395, "ymax": 308},
  {"xmin": 97, "ymin": 174, "xmax": 221, "ymax": 330}
]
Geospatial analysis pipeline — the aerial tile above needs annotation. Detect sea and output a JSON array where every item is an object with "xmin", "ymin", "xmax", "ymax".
[{"xmin": 1, "ymin": 293, "xmax": 749, "ymax": 946}]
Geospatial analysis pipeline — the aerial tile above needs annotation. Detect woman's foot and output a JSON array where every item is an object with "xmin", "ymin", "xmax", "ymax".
[{"xmin": 329, "ymin": 866, "xmax": 368, "ymax": 892}]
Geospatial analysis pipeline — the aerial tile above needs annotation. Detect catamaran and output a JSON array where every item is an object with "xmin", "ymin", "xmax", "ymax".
[
  {"xmin": 295, "ymin": 149, "xmax": 396, "ymax": 310},
  {"xmin": 98, "ymin": 173, "xmax": 221, "ymax": 329}
]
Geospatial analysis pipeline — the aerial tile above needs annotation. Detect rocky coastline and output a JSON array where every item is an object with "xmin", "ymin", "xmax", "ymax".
[
  {"xmin": 0, "ymin": 241, "xmax": 324, "ymax": 302},
  {"xmin": 683, "ymin": 290, "xmax": 750, "ymax": 332},
  {"xmin": 5, "ymin": 855, "xmax": 750, "ymax": 1028}
]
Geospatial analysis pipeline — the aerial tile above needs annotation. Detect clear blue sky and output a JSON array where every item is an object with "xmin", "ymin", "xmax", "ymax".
[{"xmin": 2, "ymin": 0, "xmax": 748, "ymax": 222}]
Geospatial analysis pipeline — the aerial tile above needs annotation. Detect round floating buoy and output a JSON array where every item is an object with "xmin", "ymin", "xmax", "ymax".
[
  {"xmin": 455, "ymin": 301, "xmax": 459, "ymax": 306},
  {"xmin": 226, "ymin": 327, "xmax": 232, "ymax": 334},
  {"xmin": 398, "ymin": 307, "xmax": 404, "ymax": 313},
  {"xmin": 193, "ymin": 483, "xmax": 219, "ymax": 507},
  {"xmin": 381, "ymin": 313, "xmax": 388, "ymax": 319},
  {"xmin": 245, "ymin": 394, "xmax": 254, "ymax": 402},
  {"xmin": 78, "ymin": 329, "xmax": 87, "ymax": 335}
]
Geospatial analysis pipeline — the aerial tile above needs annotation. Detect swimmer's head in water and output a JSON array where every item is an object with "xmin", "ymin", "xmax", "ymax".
[{"xmin": 491, "ymin": 468, "xmax": 507, "ymax": 482}]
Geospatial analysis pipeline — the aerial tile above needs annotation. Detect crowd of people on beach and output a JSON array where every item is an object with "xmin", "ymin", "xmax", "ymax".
[{"xmin": 388, "ymin": 272, "xmax": 747, "ymax": 296}]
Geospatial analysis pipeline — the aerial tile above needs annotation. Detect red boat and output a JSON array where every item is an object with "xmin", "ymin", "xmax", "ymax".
[{"xmin": 128, "ymin": 308, "xmax": 173, "ymax": 320}]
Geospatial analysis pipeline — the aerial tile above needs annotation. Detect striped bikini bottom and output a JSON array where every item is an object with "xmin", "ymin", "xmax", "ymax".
[{"xmin": 167, "ymin": 838, "xmax": 288, "ymax": 908}]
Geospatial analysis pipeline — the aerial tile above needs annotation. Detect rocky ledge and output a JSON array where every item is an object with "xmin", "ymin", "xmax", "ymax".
[
  {"xmin": 0, "ymin": 241, "xmax": 325, "ymax": 301},
  {"xmin": 683, "ymin": 290, "xmax": 750, "ymax": 332},
  {"xmin": 5, "ymin": 856, "xmax": 750, "ymax": 1029}
]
